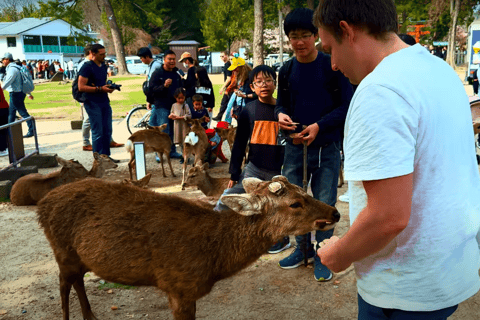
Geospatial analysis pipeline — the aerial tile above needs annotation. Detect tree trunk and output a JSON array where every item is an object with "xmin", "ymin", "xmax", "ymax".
[
  {"xmin": 102, "ymin": 0, "xmax": 128, "ymax": 75},
  {"xmin": 253, "ymin": 0, "xmax": 264, "ymax": 67},
  {"xmin": 446, "ymin": 0, "xmax": 460, "ymax": 67},
  {"xmin": 307, "ymin": 0, "xmax": 315, "ymax": 10}
]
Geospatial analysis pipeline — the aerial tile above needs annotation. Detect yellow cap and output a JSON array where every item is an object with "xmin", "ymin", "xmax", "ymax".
[{"xmin": 227, "ymin": 57, "xmax": 246, "ymax": 71}]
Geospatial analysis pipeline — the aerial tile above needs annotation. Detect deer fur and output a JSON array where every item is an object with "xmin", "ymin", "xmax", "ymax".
[
  {"xmin": 36, "ymin": 175, "xmax": 340, "ymax": 320},
  {"xmin": 184, "ymin": 163, "xmax": 229, "ymax": 199},
  {"xmin": 122, "ymin": 173, "xmax": 152, "ymax": 188},
  {"xmin": 215, "ymin": 125, "xmax": 236, "ymax": 151},
  {"xmin": 10, "ymin": 153, "xmax": 117, "ymax": 206},
  {"xmin": 125, "ymin": 124, "xmax": 175, "ymax": 180},
  {"xmin": 181, "ymin": 117, "xmax": 209, "ymax": 190}
]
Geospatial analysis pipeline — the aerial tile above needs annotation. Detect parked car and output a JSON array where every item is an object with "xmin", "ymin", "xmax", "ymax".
[
  {"xmin": 272, "ymin": 57, "xmax": 293, "ymax": 71},
  {"xmin": 125, "ymin": 56, "xmax": 148, "ymax": 75}
]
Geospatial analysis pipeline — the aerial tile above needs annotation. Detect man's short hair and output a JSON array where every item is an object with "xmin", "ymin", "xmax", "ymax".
[
  {"xmin": 192, "ymin": 94, "xmax": 203, "ymax": 102},
  {"xmin": 249, "ymin": 65, "xmax": 277, "ymax": 84},
  {"xmin": 137, "ymin": 47, "xmax": 152, "ymax": 59},
  {"xmin": 398, "ymin": 34, "xmax": 416, "ymax": 46},
  {"xmin": 284, "ymin": 8, "xmax": 318, "ymax": 37},
  {"xmin": 313, "ymin": 0, "xmax": 398, "ymax": 42},
  {"xmin": 164, "ymin": 49, "xmax": 175, "ymax": 57},
  {"xmin": 90, "ymin": 43, "xmax": 105, "ymax": 54},
  {"xmin": 84, "ymin": 43, "xmax": 93, "ymax": 55}
]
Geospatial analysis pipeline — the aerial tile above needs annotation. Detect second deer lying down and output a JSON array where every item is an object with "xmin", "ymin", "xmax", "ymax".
[
  {"xmin": 184, "ymin": 162, "xmax": 229, "ymax": 200},
  {"xmin": 10, "ymin": 153, "xmax": 117, "ymax": 206},
  {"xmin": 36, "ymin": 175, "xmax": 340, "ymax": 320},
  {"xmin": 125, "ymin": 124, "xmax": 175, "ymax": 180}
]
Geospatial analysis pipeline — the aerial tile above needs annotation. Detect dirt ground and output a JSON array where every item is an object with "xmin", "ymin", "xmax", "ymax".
[{"xmin": 1, "ymin": 117, "xmax": 480, "ymax": 319}]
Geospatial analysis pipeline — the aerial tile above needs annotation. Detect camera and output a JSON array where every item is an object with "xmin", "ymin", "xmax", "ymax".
[{"xmin": 106, "ymin": 80, "xmax": 122, "ymax": 91}]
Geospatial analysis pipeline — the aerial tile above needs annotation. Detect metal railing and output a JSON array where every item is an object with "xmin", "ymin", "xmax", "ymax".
[{"xmin": 0, "ymin": 116, "xmax": 39, "ymax": 173}]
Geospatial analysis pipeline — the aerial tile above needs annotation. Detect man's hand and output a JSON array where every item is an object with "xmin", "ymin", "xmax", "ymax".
[
  {"xmin": 316, "ymin": 236, "xmax": 351, "ymax": 273},
  {"xmin": 278, "ymin": 113, "xmax": 297, "ymax": 131},
  {"xmin": 227, "ymin": 180, "xmax": 237, "ymax": 189},
  {"xmin": 205, "ymin": 116, "xmax": 210, "ymax": 123},
  {"xmin": 27, "ymin": 94, "xmax": 34, "ymax": 100},
  {"xmin": 102, "ymin": 85, "xmax": 115, "ymax": 94},
  {"xmin": 146, "ymin": 103, "xmax": 152, "ymax": 110},
  {"xmin": 300, "ymin": 123, "xmax": 320, "ymax": 146},
  {"xmin": 164, "ymin": 78, "xmax": 172, "ymax": 88},
  {"xmin": 207, "ymin": 108, "xmax": 212, "ymax": 113}
]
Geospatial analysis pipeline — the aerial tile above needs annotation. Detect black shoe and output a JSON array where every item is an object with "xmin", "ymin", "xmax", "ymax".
[
  {"xmin": 23, "ymin": 132, "xmax": 34, "ymax": 138},
  {"xmin": 108, "ymin": 156, "xmax": 121, "ymax": 163},
  {"xmin": 212, "ymin": 116, "xmax": 222, "ymax": 121}
]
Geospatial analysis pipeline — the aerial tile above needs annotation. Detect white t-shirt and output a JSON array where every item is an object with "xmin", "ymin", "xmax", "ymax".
[{"xmin": 344, "ymin": 44, "xmax": 480, "ymax": 311}]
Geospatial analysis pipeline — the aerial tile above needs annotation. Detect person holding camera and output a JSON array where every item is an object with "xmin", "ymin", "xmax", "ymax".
[{"xmin": 78, "ymin": 43, "xmax": 117, "ymax": 160}]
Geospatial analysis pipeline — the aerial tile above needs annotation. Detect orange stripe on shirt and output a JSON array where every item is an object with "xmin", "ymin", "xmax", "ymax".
[{"xmin": 250, "ymin": 121, "xmax": 279, "ymax": 145}]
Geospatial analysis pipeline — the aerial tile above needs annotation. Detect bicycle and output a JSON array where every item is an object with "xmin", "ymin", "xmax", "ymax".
[{"xmin": 126, "ymin": 104, "xmax": 151, "ymax": 135}]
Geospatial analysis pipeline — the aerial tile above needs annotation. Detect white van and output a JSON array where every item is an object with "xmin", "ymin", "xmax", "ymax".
[{"xmin": 125, "ymin": 56, "xmax": 148, "ymax": 75}]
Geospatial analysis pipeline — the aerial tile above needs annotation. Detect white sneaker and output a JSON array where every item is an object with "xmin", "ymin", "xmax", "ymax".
[
  {"xmin": 339, "ymin": 194, "xmax": 349, "ymax": 203},
  {"xmin": 0, "ymin": 150, "xmax": 8, "ymax": 157}
]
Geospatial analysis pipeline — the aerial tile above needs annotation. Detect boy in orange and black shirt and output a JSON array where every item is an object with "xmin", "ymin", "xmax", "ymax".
[{"xmin": 215, "ymin": 65, "xmax": 287, "ymax": 252}]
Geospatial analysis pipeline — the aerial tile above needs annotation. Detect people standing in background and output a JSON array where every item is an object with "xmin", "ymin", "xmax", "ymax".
[{"xmin": 212, "ymin": 51, "xmax": 233, "ymax": 121}]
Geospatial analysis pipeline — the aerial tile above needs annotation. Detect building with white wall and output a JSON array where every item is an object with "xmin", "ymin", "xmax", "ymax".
[{"xmin": 0, "ymin": 17, "xmax": 100, "ymax": 64}]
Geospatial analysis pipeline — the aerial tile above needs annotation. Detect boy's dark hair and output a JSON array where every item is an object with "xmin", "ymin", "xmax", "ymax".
[
  {"xmin": 137, "ymin": 47, "xmax": 152, "ymax": 59},
  {"xmin": 174, "ymin": 87, "xmax": 186, "ymax": 98},
  {"xmin": 90, "ymin": 43, "xmax": 104, "ymax": 54},
  {"xmin": 398, "ymin": 33, "xmax": 416, "ymax": 46},
  {"xmin": 313, "ymin": 0, "xmax": 398, "ymax": 42},
  {"xmin": 83, "ymin": 43, "xmax": 93, "ymax": 55},
  {"xmin": 284, "ymin": 8, "xmax": 318, "ymax": 37},
  {"xmin": 249, "ymin": 65, "xmax": 277, "ymax": 84},
  {"xmin": 164, "ymin": 49, "xmax": 175, "ymax": 57},
  {"xmin": 192, "ymin": 94, "xmax": 203, "ymax": 103}
]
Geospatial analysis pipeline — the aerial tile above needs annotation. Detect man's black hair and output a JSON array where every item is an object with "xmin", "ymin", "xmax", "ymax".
[
  {"xmin": 137, "ymin": 47, "xmax": 152, "ymax": 59},
  {"xmin": 90, "ymin": 43, "xmax": 105, "ymax": 54},
  {"xmin": 284, "ymin": 8, "xmax": 318, "ymax": 37},
  {"xmin": 249, "ymin": 65, "xmax": 277, "ymax": 84},
  {"xmin": 398, "ymin": 34, "xmax": 416, "ymax": 46},
  {"xmin": 164, "ymin": 49, "xmax": 176, "ymax": 57}
]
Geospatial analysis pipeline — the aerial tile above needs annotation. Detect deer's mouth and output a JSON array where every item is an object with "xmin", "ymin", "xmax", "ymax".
[{"xmin": 314, "ymin": 219, "xmax": 336, "ymax": 231}]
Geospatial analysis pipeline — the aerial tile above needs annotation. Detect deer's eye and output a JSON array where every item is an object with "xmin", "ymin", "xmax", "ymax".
[{"xmin": 290, "ymin": 202, "xmax": 302, "ymax": 209}]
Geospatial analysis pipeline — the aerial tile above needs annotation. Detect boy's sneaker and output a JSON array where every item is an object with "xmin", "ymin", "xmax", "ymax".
[
  {"xmin": 339, "ymin": 194, "xmax": 349, "ymax": 203},
  {"xmin": 278, "ymin": 246, "xmax": 315, "ymax": 269},
  {"xmin": 0, "ymin": 150, "xmax": 8, "ymax": 157},
  {"xmin": 268, "ymin": 237, "xmax": 291, "ymax": 254},
  {"xmin": 313, "ymin": 254, "xmax": 333, "ymax": 282}
]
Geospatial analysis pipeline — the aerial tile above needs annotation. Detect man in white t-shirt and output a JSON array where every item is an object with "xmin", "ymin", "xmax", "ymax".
[{"xmin": 314, "ymin": 0, "xmax": 480, "ymax": 318}]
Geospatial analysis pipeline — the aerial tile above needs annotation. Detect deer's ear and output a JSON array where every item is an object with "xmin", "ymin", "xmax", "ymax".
[
  {"xmin": 56, "ymin": 156, "xmax": 68, "ymax": 167},
  {"xmin": 202, "ymin": 162, "xmax": 209, "ymax": 171},
  {"xmin": 220, "ymin": 194, "xmax": 262, "ymax": 216},
  {"xmin": 242, "ymin": 177, "xmax": 263, "ymax": 193},
  {"xmin": 93, "ymin": 152, "xmax": 100, "ymax": 160},
  {"xmin": 158, "ymin": 123, "xmax": 168, "ymax": 131}
]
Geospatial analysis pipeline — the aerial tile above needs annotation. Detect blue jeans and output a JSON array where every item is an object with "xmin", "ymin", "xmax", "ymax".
[
  {"xmin": 149, "ymin": 105, "xmax": 176, "ymax": 155},
  {"xmin": 83, "ymin": 100, "xmax": 112, "ymax": 156},
  {"xmin": 8, "ymin": 92, "xmax": 34, "ymax": 134},
  {"xmin": 215, "ymin": 162, "xmax": 281, "ymax": 211},
  {"xmin": 358, "ymin": 294, "xmax": 458, "ymax": 320},
  {"xmin": 282, "ymin": 141, "xmax": 341, "ymax": 248}
]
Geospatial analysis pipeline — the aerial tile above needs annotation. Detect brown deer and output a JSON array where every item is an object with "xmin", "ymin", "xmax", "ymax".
[
  {"xmin": 122, "ymin": 173, "xmax": 152, "ymax": 188},
  {"xmin": 36, "ymin": 175, "xmax": 340, "ymax": 320},
  {"xmin": 10, "ymin": 153, "xmax": 117, "ymax": 206},
  {"xmin": 215, "ymin": 125, "xmax": 236, "ymax": 151},
  {"xmin": 125, "ymin": 124, "xmax": 175, "ymax": 180},
  {"xmin": 181, "ymin": 117, "xmax": 209, "ymax": 190},
  {"xmin": 10, "ymin": 156, "xmax": 88, "ymax": 206},
  {"xmin": 184, "ymin": 162, "xmax": 229, "ymax": 200}
]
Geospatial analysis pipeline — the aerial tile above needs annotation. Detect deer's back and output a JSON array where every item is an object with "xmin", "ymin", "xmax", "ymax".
[{"xmin": 11, "ymin": 172, "xmax": 64, "ymax": 205}]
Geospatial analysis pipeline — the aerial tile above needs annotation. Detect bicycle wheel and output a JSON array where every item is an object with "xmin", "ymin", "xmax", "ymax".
[{"xmin": 126, "ymin": 105, "xmax": 151, "ymax": 135}]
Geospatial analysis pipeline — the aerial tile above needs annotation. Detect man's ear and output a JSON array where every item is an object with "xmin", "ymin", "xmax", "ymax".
[{"xmin": 339, "ymin": 20, "xmax": 355, "ymax": 44}]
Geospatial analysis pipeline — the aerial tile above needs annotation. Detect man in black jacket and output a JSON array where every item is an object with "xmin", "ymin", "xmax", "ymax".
[{"xmin": 148, "ymin": 49, "xmax": 183, "ymax": 158}]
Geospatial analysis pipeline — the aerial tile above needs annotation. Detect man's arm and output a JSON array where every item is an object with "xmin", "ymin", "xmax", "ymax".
[
  {"xmin": 219, "ymin": 76, "xmax": 232, "ymax": 95},
  {"xmin": 78, "ymin": 76, "xmax": 114, "ymax": 93},
  {"xmin": 1, "ymin": 66, "xmax": 17, "ymax": 91},
  {"xmin": 317, "ymin": 173, "xmax": 413, "ymax": 273}
]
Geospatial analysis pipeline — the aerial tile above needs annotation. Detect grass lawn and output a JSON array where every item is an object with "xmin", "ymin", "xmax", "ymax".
[{"xmin": 3, "ymin": 75, "xmax": 225, "ymax": 121}]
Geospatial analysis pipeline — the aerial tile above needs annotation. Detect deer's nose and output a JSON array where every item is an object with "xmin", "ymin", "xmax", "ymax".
[{"xmin": 332, "ymin": 210, "xmax": 341, "ymax": 222}]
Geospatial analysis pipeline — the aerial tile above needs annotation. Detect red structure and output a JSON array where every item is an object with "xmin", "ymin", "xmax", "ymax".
[{"xmin": 407, "ymin": 24, "xmax": 430, "ymax": 43}]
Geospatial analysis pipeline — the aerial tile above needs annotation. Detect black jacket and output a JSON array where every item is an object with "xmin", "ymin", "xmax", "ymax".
[{"xmin": 148, "ymin": 65, "xmax": 183, "ymax": 109}]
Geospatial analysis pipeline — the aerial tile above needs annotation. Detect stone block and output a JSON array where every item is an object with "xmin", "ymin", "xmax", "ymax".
[
  {"xmin": 0, "ymin": 166, "xmax": 38, "ymax": 185},
  {"xmin": 71, "ymin": 120, "xmax": 83, "ymax": 130},
  {"xmin": 0, "ymin": 180, "xmax": 12, "ymax": 201},
  {"xmin": 20, "ymin": 153, "xmax": 58, "ymax": 168}
]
